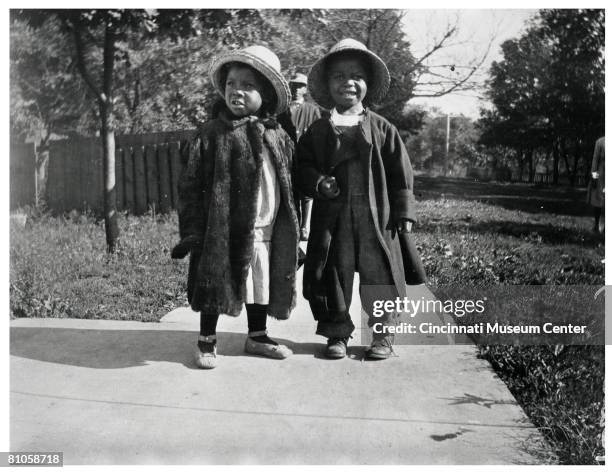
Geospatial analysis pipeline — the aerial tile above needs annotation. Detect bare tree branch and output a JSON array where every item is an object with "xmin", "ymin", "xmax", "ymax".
[
  {"xmin": 411, "ymin": 23, "xmax": 457, "ymax": 69},
  {"xmin": 412, "ymin": 29, "xmax": 495, "ymax": 98}
]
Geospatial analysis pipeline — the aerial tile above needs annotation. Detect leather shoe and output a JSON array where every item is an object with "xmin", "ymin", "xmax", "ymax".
[
  {"xmin": 365, "ymin": 337, "xmax": 394, "ymax": 359},
  {"xmin": 325, "ymin": 337, "xmax": 349, "ymax": 359}
]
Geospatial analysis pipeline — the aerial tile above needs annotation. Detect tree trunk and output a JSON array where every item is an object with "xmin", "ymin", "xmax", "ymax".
[
  {"xmin": 100, "ymin": 104, "xmax": 119, "ymax": 253},
  {"xmin": 569, "ymin": 139, "xmax": 580, "ymax": 187},
  {"xmin": 552, "ymin": 139, "xmax": 559, "ymax": 185},
  {"xmin": 101, "ymin": 21, "xmax": 119, "ymax": 253},
  {"xmin": 35, "ymin": 132, "xmax": 51, "ymax": 207},
  {"xmin": 35, "ymin": 148, "xmax": 49, "ymax": 207},
  {"xmin": 561, "ymin": 138, "xmax": 571, "ymax": 185},
  {"xmin": 70, "ymin": 17, "xmax": 120, "ymax": 253},
  {"xmin": 528, "ymin": 148, "xmax": 534, "ymax": 183}
]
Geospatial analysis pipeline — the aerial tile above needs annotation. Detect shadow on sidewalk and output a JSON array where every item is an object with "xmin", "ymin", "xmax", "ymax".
[{"xmin": 10, "ymin": 326, "xmax": 323, "ymax": 370}]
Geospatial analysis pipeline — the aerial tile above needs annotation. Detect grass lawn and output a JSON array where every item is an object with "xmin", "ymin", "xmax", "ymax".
[{"xmin": 9, "ymin": 177, "xmax": 605, "ymax": 464}]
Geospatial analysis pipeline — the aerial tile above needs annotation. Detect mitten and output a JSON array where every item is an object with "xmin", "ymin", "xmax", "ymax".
[{"xmin": 171, "ymin": 235, "xmax": 203, "ymax": 259}]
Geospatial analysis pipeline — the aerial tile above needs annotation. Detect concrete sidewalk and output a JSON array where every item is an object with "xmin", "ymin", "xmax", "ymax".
[{"xmin": 10, "ymin": 269, "xmax": 555, "ymax": 464}]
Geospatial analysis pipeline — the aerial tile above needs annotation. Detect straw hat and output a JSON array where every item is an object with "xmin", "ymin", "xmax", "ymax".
[
  {"xmin": 308, "ymin": 38, "xmax": 390, "ymax": 109},
  {"xmin": 209, "ymin": 45, "xmax": 291, "ymax": 115},
  {"xmin": 289, "ymin": 73, "xmax": 308, "ymax": 85}
]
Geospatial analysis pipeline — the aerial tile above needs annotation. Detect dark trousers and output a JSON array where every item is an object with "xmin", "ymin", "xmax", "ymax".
[{"xmin": 312, "ymin": 193, "xmax": 396, "ymax": 339}]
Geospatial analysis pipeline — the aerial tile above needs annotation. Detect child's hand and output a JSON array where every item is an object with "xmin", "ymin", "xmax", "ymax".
[
  {"xmin": 318, "ymin": 176, "xmax": 340, "ymax": 199},
  {"xmin": 171, "ymin": 235, "xmax": 202, "ymax": 259},
  {"xmin": 397, "ymin": 219, "xmax": 413, "ymax": 234}
]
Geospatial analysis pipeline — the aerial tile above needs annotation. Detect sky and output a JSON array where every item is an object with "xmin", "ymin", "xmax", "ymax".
[{"xmin": 402, "ymin": 9, "xmax": 538, "ymax": 118}]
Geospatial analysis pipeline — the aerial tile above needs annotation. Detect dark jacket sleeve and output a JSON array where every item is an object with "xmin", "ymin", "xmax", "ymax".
[
  {"xmin": 382, "ymin": 122, "xmax": 417, "ymax": 223},
  {"xmin": 297, "ymin": 123, "xmax": 326, "ymax": 198},
  {"xmin": 177, "ymin": 130, "xmax": 213, "ymax": 241},
  {"xmin": 277, "ymin": 110, "xmax": 298, "ymax": 144},
  {"xmin": 283, "ymin": 129, "xmax": 303, "ymax": 226}
]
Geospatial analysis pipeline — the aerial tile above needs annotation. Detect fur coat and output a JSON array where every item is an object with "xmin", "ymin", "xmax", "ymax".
[{"xmin": 176, "ymin": 113, "xmax": 300, "ymax": 318}]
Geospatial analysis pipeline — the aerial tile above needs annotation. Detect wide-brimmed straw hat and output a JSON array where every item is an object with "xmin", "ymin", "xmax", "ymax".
[
  {"xmin": 289, "ymin": 73, "xmax": 308, "ymax": 85},
  {"xmin": 209, "ymin": 45, "xmax": 291, "ymax": 115},
  {"xmin": 308, "ymin": 38, "xmax": 390, "ymax": 109}
]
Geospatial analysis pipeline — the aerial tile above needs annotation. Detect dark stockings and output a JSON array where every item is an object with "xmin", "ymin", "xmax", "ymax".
[{"xmin": 198, "ymin": 304, "xmax": 277, "ymax": 347}]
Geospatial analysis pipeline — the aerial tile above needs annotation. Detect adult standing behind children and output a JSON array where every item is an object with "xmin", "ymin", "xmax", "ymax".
[
  {"xmin": 587, "ymin": 136, "xmax": 605, "ymax": 233},
  {"xmin": 172, "ymin": 45, "xmax": 300, "ymax": 369},
  {"xmin": 278, "ymin": 73, "xmax": 322, "ymax": 241},
  {"xmin": 297, "ymin": 38, "xmax": 426, "ymax": 360}
]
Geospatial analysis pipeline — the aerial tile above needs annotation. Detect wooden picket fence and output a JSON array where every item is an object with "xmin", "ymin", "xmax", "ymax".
[
  {"xmin": 10, "ymin": 142, "xmax": 37, "ymax": 209},
  {"xmin": 20, "ymin": 129, "xmax": 592, "ymax": 214},
  {"xmin": 46, "ymin": 130, "xmax": 196, "ymax": 215}
]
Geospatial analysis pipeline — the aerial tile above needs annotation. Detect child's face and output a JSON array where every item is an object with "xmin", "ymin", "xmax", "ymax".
[
  {"xmin": 327, "ymin": 57, "xmax": 368, "ymax": 111},
  {"xmin": 224, "ymin": 65, "xmax": 264, "ymax": 117}
]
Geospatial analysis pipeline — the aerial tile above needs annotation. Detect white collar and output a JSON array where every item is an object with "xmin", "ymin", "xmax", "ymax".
[{"xmin": 331, "ymin": 108, "xmax": 365, "ymax": 126}]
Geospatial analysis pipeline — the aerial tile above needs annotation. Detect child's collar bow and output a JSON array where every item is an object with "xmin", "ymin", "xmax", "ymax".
[{"xmin": 220, "ymin": 111, "xmax": 278, "ymax": 130}]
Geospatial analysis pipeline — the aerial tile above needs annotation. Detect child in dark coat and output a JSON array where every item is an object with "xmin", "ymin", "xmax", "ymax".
[
  {"xmin": 278, "ymin": 73, "xmax": 323, "ymax": 241},
  {"xmin": 172, "ymin": 45, "xmax": 300, "ymax": 369},
  {"xmin": 298, "ymin": 38, "xmax": 426, "ymax": 360}
]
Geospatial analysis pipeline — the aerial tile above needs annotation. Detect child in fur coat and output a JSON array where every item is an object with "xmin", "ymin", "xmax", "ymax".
[{"xmin": 172, "ymin": 45, "xmax": 300, "ymax": 369}]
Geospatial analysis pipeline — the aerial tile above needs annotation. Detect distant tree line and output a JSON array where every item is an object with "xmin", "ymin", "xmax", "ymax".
[
  {"xmin": 478, "ymin": 9, "xmax": 605, "ymax": 185},
  {"xmin": 404, "ymin": 10, "xmax": 604, "ymax": 185}
]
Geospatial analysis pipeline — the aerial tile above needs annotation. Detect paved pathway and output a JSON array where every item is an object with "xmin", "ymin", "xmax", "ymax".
[{"xmin": 10, "ymin": 268, "xmax": 554, "ymax": 464}]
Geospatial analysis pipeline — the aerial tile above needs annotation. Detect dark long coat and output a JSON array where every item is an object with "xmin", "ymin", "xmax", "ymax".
[
  {"xmin": 296, "ymin": 109, "xmax": 425, "ymax": 305},
  {"xmin": 176, "ymin": 114, "xmax": 300, "ymax": 319},
  {"xmin": 587, "ymin": 136, "xmax": 605, "ymax": 208}
]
